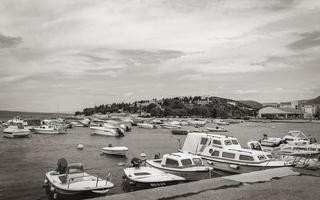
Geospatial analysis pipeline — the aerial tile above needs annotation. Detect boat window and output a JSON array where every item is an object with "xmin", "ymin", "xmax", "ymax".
[
  {"xmin": 165, "ymin": 158, "xmax": 179, "ymax": 166},
  {"xmin": 224, "ymin": 140, "xmax": 232, "ymax": 145},
  {"xmin": 239, "ymin": 155, "xmax": 254, "ymax": 161},
  {"xmin": 192, "ymin": 158, "xmax": 203, "ymax": 165},
  {"xmin": 200, "ymin": 137, "xmax": 208, "ymax": 145},
  {"xmin": 68, "ymin": 168, "xmax": 83, "ymax": 174},
  {"xmin": 257, "ymin": 155, "xmax": 267, "ymax": 160},
  {"xmin": 266, "ymin": 154, "xmax": 273, "ymax": 159},
  {"xmin": 231, "ymin": 140, "xmax": 239, "ymax": 145},
  {"xmin": 211, "ymin": 150, "xmax": 220, "ymax": 157},
  {"xmin": 134, "ymin": 172, "xmax": 151, "ymax": 176},
  {"xmin": 212, "ymin": 140, "xmax": 222, "ymax": 145},
  {"xmin": 222, "ymin": 152, "xmax": 235, "ymax": 159},
  {"xmin": 181, "ymin": 159, "xmax": 193, "ymax": 166}
]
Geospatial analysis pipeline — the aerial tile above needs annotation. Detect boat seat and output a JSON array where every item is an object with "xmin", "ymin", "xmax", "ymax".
[{"xmin": 59, "ymin": 175, "xmax": 67, "ymax": 184}]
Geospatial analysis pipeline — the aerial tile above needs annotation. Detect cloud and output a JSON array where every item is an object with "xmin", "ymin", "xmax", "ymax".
[
  {"xmin": 287, "ymin": 31, "xmax": 320, "ymax": 50},
  {"xmin": 0, "ymin": 33, "xmax": 22, "ymax": 48}
]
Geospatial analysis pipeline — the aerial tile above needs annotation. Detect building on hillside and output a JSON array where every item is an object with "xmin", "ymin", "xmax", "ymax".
[
  {"xmin": 303, "ymin": 105, "xmax": 317, "ymax": 119},
  {"xmin": 258, "ymin": 107, "xmax": 304, "ymax": 119},
  {"xmin": 262, "ymin": 103, "xmax": 279, "ymax": 108}
]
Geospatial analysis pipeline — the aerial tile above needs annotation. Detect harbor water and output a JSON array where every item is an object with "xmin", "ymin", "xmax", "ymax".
[{"xmin": 1, "ymin": 122, "xmax": 319, "ymax": 200}]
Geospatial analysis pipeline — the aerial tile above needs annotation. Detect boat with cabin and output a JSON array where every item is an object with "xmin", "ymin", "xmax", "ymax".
[
  {"xmin": 34, "ymin": 125, "xmax": 67, "ymax": 134},
  {"xmin": 44, "ymin": 158, "xmax": 114, "ymax": 199},
  {"xmin": 260, "ymin": 130, "xmax": 310, "ymax": 147},
  {"xmin": 146, "ymin": 152, "xmax": 213, "ymax": 181},
  {"xmin": 180, "ymin": 132, "xmax": 294, "ymax": 174},
  {"xmin": 122, "ymin": 158, "xmax": 185, "ymax": 192}
]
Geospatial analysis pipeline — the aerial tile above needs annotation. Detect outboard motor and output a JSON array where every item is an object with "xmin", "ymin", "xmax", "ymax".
[
  {"xmin": 56, "ymin": 158, "xmax": 68, "ymax": 174},
  {"xmin": 117, "ymin": 128, "xmax": 125, "ymax": 137},
  {"xmin": 131, "ymin": 158, "xmax": 142, "ymax": 168}
]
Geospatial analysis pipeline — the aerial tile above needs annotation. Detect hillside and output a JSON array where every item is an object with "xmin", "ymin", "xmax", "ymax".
[
  {"xmin": 77, "ymin": 96, "xmax": 259, "ymax": 118},
  {"xmin": 239, "ymin": 100, "xmax": 263, "ymax": 110},
  {"xmin": 0, "ymin": 110, "xmax": 70, "ymax": 121},
  {"xmin": 306, "ymin": 96, "xmax": 320, "ymax": 104}
]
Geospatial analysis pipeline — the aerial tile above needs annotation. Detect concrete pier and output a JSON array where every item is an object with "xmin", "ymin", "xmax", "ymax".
[{"xmin": 93, "ymin": 167, "xmax": 320, "ymax": 200}]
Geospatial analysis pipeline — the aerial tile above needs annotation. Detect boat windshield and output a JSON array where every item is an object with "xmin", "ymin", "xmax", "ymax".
[
  {"xmin": 181, "ymin": 159, "xmax": 193, "ymax": 166},
  {"xmin": 192, "ymin": 158, "xmax": 203, "ymax": 165}
]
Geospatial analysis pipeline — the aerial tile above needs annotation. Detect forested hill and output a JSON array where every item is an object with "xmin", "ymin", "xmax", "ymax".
[{"xmin": 76, "ymin": 96, "xmax": 260, "ymax": 118}]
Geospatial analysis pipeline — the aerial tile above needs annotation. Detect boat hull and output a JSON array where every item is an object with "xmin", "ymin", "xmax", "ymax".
[
  {"xmin": 3, "ymin": 132, "xmax": 31, "ymax": 138},
  {"xmin": 203, "ymin": 157, "xmax": 290, "ymax": 174},
  {"xmin": 122, "ymin": 175, "xmax": 184, "ymax": 192},
  {"xmin": 145, "ymin": 162, "xmax": 212, "ymax": 181},
  {"xmin": 101, "ymin": 149, "xmax": 128, "ymax": 156}
]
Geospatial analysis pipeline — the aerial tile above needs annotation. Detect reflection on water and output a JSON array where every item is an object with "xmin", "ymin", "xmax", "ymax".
[{"xmin": 0, "ymin": 122, "xmax": 319, "ymax": 200}]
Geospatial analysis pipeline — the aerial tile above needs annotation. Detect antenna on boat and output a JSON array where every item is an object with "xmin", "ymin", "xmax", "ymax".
[{"xmin": 171, "ymin": 135, "xmax": 181, "ymax": 150}]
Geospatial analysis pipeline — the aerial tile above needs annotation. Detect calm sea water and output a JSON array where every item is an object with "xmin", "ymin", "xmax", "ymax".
[{"xmin": 0, "ymin": 122, "xmax": 319, "ymax": 200}]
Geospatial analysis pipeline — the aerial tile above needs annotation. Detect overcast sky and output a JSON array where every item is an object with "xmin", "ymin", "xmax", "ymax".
[{"xmin": 1, "ymin": 0, "xmax": 320, "ymax": 112}]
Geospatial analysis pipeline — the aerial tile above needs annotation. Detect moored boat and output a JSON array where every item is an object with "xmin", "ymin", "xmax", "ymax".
[
  {"xmin": 122, "ymin": 158, "xmax": 185, "ymax": 192},
  {"xmin": 137, "ymin": 123, "xmax": 156, "ymax": 129},
  {"xmin": 101, "ymin": 145, "xmax": 128, "ymax": 156},
  {"xmin": 146, "ymin": 152, "xmax": 213, "ymax": 181},
  {"xmin": 171, "ymin": 129, "xmax": 189, "ymax": 135},
  {"xmin": 180, "ymin": 132, "xmax": 294, "ymax": 174},
  {"xmin": 44, "ymin": 158, "xmax": 114, "ymax": 199},
  {"xmin": 34, "ymin": 125, "xmax": 67, "ymax": 134},
  {"xmin": 206, "ymin": 126, "xmax": 228, "ymax": 132},
  {"xmin": 2, "ymin": 125, "xmax": 31, "ymax": 138},
  {"xmin": 90, "ymin": 123, "xmax": 124, "ymax": 137}
]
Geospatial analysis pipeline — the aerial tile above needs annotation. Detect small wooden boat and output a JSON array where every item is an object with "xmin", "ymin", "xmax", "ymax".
[
  {"xmin": 206, "ymin": 126, "xmax": 228, "ymax": 132},
  {"xmin": 122, "ymin": 158, "xmax": 185, "ymax": 192},
  {"xmin": 171, "ymin": 129, "xmax": 189, "ymax": 135},
  {"xmin": 101, "ymin": 145, "xmax": 128, "ymax": 156},
  {"xmin": 44, "ymin": 158, "xmax": 114, "ymax": 199}
]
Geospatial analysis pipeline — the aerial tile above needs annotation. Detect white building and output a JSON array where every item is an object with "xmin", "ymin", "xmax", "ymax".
[{"xmin": 258, "ymin": 107, "xmax": 304, "ymax": 119}]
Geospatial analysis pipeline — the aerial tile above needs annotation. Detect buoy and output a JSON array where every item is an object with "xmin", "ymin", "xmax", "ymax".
[{"xmin": 77, "ymin": 144, "xmax": 84, "ymax": 150}]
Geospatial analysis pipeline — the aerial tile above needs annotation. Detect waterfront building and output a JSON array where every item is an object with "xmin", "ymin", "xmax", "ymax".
[
  {"xmin": 262, "ymin": 103, "xmax": 279, "ymax": 108},
  {"xmin": 258, "ymin": 106, "xmax": 304, "ymax": 119}
]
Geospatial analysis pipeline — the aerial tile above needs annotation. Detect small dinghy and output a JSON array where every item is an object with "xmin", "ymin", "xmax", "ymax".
[
  {"xmin": 44, "ymin": 158, "xmax": 114, "ymax": 199},
  {"xmin": 122, "ymin": 158, "xmax": 185, "ymax": 192},
  {"xmin": 206, "ymin": 126, "xmax": 228, "ymax": 132},
  {"xmin": 171, "ymin": 129, "xmax": 189, "ymax": 135},
  {"xmin": 101, "ymin": 144, "xmax": 128, "ymax": 156}
]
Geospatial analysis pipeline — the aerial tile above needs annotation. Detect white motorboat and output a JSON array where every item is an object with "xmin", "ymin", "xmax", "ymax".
[
  {"xmin": 260, "ymin": 130, "xmax": 310, "ymax": 147},
  {"xmin": 122, "ymin": 158, "xmax": 185, "ymax": 192},
  {"xmin": 90, "ymin": 123, "xmax": 124, "ymax": 137},
  {"xmin": 34, "ymin": 125, "xmax": 67, "ymax": 134},
  {"xmin": 2, "ymin": 125, "xmax": 31, "ymax": 138},
  {"xmin": 101, "ymin": 145, "xmax": 128, "ymax": 156},
  {"xmin": 137, "ymin": 123, "xmax": 156, "ymax": 129},
  {"xmin": 180, "ymin": 132, "xmax": 294, "ymax": 174},
  {"xmin": 206, "ymin": 126, "xmax": 228, "ymax": 132},
  {"xmin": 146, "ymin": 152, "xmax": 213, "ymax": 181},
  {"xmin": 187, "ymin": 119, "xmax": 206, "ymax": 127},
  {"xmin": 282, "ymin": 130, "xmax": 310, "ymax": 145},
  {"xmin": 44, "ymin": 158, "xmax": 114, "ymax": 199}
]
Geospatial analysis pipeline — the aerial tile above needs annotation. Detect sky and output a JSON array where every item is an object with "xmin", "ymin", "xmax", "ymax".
[{"xmin": 0, "ymin": 0, "xmax": 320, "ymax": 112}]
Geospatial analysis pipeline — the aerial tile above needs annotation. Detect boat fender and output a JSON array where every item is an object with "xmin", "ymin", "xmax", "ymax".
[{"xmin": 229, "ymin": 164, "xmax": 239, "ymax": 169}]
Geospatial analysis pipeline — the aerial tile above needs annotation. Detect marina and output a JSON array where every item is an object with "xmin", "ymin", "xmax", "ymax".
[{"xmin": 1, "ymin": 117, "xmax": 319, "ymax": 200}]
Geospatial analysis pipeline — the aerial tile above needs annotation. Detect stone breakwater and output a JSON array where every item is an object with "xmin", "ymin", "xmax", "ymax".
[{"xmin": 93, "ymin": 167, "xmax": 320, "ymax": 200}]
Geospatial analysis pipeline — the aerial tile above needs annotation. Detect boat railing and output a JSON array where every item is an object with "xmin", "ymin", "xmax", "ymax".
[{"xmin": 66, "ymin": 172, "xmax": 112, "ymax": 188}]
